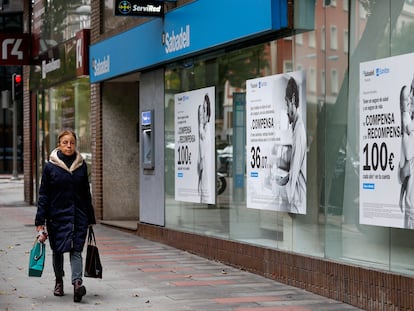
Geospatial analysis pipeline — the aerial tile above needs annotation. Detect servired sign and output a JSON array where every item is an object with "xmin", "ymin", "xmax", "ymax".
[
  {"xmin": 0, "ymin": 33, "xmax": 31, "ymax": 65},
  {"xmin": 114, "ymin": 0, "xmax": 164, "ymax": 17}
]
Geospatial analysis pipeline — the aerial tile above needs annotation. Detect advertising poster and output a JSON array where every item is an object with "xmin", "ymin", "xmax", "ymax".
[
  {"xmin": 246, "ymin": 71, "xmax": 307, "ymax": 214},
  {"xmin": 175, "ymin": 86, "xmax": 216, "ymax": 204},
  {"xmin": 360, "ymin": 53, "xmax": 414, "ymax": 229}
]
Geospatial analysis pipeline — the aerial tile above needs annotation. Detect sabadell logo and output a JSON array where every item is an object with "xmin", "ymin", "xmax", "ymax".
[
  {"xmin": 118, "ymin": 1, "xmax": 132, "ymax": 14},
  {"xmin": 165, "ymin": 25, "xmax": 191, "ymax": 54}
]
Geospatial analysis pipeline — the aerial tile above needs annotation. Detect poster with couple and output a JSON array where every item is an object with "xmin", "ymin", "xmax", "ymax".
[
  {"xmin": 245, "ymin": 70, "xmax": 307, "ymax": 214},
  {"xmin": 174, "ymin": 86, "xmax": 216, "ymax": 205},
  {"xmin": 360, "ymin": 53, "xmax": 414, "ymax": 229}
]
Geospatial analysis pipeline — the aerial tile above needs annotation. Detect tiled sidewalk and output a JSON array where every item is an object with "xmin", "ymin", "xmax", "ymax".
[{"xmin": 0, "ymin": 178, "xmax": 363, "ymax": 311}]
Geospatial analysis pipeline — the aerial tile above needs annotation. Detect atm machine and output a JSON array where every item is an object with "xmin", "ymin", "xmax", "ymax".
[{"xmin": 141, "ymin": 110, "xmax": 154, "ymax": 171}]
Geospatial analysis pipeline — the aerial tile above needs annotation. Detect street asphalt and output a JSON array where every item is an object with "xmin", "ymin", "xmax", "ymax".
[{"xmin": 0, "ymin": 176, "xmax": 363, "ymax": 311}]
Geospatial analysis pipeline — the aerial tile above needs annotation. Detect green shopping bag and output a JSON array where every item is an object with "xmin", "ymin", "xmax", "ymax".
[{"xmin": 28, "ymin": 241, "xmax": 45, "ymax": 277}]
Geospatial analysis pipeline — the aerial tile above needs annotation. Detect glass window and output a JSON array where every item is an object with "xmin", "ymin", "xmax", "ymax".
[
  {"xmin": 321, "ymin": 27, "xmax": 326, "ymax": 51},
  {"xmin": 32, "ymin": 0, "xmax": 91, "ymax": 54},
  {"xmin": 343, "ymin": 0, "xmax": 348, "ymax": 11},
  {"xmin": 330, "ymin": 69, "xmax": 338, "ymax": 94},
  {"xmin": 164, "ymin": 0, "xmax": 414, "ymax": 277},
  {"xmin": 326, "ymin": 0, "xmax": 414, "ymax": 276},
  {"xmin": 309, "ymin": 31, "xmax": 316, "ymax": 48},
  {"xmin": 330, "ymin": 25, "xmax": 338, "ymax": 50},
  {"xmin": 296, "ymin": 33, "xmax": 303, "ymax": 45},
  {"xmin": 0, "ymin": 13, "xmax": 22, "ymax": 32},
  {"xmin": 320, "ymin": 70, "xmax": 326, "ymax": 94},
  {"xmin": 359, "ymin": 2, "xmax": 367, "ymax": 19},
  {"xmin": 343, "ymin": 29, "xmax": 348, "ymax": 53},
  {"xmin": 37, "ymin": 78, "xmax": 92, "ymax": 180},
  {"xmin": 165, "ymin": 33, "xmax": 324, "ymax": 256},
  {"xmin": 309, "ymin": 67, "xmax": 317, "ymax": 93},
  {"xmin": 284, "ymin": 60, "xmax": 293, "ymax": 72},
  {"xmin": 324, "ymin": 0, "xmax": 336, "ymax": 8}
]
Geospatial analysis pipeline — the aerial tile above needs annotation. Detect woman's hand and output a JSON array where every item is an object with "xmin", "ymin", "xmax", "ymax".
[{"xmin": 36, "ymin": 225, "xmax": 48, "ymax": 243}]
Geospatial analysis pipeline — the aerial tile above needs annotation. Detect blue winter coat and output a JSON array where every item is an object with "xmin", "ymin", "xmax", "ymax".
[{"xmin": 35, "ymin": 148, "xmax": 96, "ymax": 253}]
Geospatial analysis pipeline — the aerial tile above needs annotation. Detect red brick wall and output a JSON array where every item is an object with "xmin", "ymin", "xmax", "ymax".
[
  {"xmin": 90, "ymin": 0, "xmax": 103, "ymax": 220},
  {"xmin": 90, "ymin": 83, "xmax": 102, "ymax": 220},
  {"xmin": 23, "ymin": 65, "xmax": 33, "ymax": 204},
  {"xmin": 23, "ymin": 1, "xmax": 33, "ymax": 204}
]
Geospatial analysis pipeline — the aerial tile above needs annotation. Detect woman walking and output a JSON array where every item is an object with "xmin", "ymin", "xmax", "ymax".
[{"xmin": 35, "ymin": 129, "xmax": 96, "ymax": 302}]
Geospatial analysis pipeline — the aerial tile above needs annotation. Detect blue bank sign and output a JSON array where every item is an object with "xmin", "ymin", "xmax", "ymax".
[{"xmin": 90, "ymin": 0, "xmax": 288, "ymax": 83}]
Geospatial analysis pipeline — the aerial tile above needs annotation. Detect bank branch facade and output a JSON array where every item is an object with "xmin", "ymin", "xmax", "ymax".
[{"xmin": 85, "ymin": 1, "xmax": 414, "ymax": 309}]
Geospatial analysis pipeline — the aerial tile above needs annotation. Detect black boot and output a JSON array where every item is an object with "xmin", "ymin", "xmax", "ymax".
[
  {"xmin": 54, "ymin": 278, "xmax": 64, "ymax": 296},
  {"xmin": 73, "ymin": 279, "xmax": 86, "ymax": 302}
]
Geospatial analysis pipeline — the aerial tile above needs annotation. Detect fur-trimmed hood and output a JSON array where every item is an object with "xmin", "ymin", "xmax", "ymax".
[{"xmin": 49, "ymin": 148, "xmax": 84, "ymax": 173}]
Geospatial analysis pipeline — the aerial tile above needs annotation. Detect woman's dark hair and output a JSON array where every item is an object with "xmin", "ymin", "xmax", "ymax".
[
  {"xmin": 400, "ymin": 85, "xmax": 407, "ymax": 136},
  {"xmin": 285, "ymin": 77, "xmax": 299, "ymax": 108},
  {"xmin": 204, "ymin": 94, "xmax": 211, "ymax": 122}
]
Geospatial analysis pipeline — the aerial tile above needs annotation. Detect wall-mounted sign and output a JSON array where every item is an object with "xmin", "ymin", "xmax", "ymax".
[
  {"xmin": 359, "ymin": 52, "xmax": 414, "ymax": 229},
  {"xmin": 90, "ymin": 0, "xmax": 288, "ymax": 83},
  {"xmin": 114, "ymin": 0, "xmax": 164, "ymax": 17},
  {"xmin": 30, "ymin": 29, "xmax": 90, "ymax": 90},
  {"xmin": 0, "ymin": 33, "xmax": 31, "ymax": 66},
  {"xmin": 76, "ymin": 29, "xmax": 90, "ymax": 76}
]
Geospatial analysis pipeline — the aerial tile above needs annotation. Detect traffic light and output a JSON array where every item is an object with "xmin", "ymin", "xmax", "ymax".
[{"xmin": 12, "ymin": 73, "xmax": 22, "ymax": 101}]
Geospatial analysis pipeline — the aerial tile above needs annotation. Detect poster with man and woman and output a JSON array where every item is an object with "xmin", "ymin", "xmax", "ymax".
[
  {"xmin": 360, "ymin": 53, "xmax": 414, "ymax": 229},
  {"xmin": 246, "ymin": 70, "xmax": 307, "ymax": 214},
  {"xmin": 174, "ymin": 86, "xmax": 216, "ymax": 204}
]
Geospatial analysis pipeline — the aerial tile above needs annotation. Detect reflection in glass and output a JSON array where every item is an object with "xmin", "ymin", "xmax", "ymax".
[
  {"xmin": 37, "ymin": 78, "xmax": 91, "ymax": 184},
  {"xmin": 164, "ymin": 0, "xmax": 414, "ymax": 277}
]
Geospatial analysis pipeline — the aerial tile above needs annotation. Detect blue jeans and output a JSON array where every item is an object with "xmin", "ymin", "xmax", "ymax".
[{"xmin": 53, "ymin": 251, "xmax": 83, "ymax": 284}]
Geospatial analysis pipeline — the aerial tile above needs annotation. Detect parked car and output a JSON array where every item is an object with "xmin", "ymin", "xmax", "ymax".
[{"xmin": 217, "ymin": 145, "xmax": 232, "ymax": 176}]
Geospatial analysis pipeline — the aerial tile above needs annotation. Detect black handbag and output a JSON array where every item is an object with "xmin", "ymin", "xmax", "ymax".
[{"xmin": 84, "ymin": 226, "xmax": 103, "ymax": 278}]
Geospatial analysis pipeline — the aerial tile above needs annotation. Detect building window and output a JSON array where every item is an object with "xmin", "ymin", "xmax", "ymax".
[
  {"xmin": 320, "ymin": 70, "xmax": 326, "ymax": 95},
  {"xmin": 331, "ymin": 69, "xmax": 338, "ymax": 94},
  {"xmin": 32, "ymin": 0, "xmax": 91, "ymax": 54},
  {"xmin": 323, "ymin": 0, "xmax": 336, "ymax": 7},
  {"xmin": 309, "ymin": 31, "xmax": 316, "ymax": 48},
  {"xmin": 330, "ymin": 25, "xmax": 338, "ymax": 50},
  {"xmin": 343, "ymin": 0, "xmax": 349, "ymax": 11},
  {"xmin": 0, "ymin": 13, "xmax": 22, "ymax": 32},
  {"xmin": 359, "ymin": 2, "xmax": 367, "ymax": 19},
  {"xmin": 343, "ymin": 29, "xmax": 348, "ymax": 54},
  {"xmin": 295, "ymin": 33, "xmax": 303, "ymax": 45},
  {"xmin": 284, "ymin": 61, "xmax": 293, "ymax": 72},
  {"xmin": 309, "ymin": 67, "xmax": 316, "ymax": 93},
  {"xmin": 321, "ymin": 27, "xmax": 325, "ymax": 51}
]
